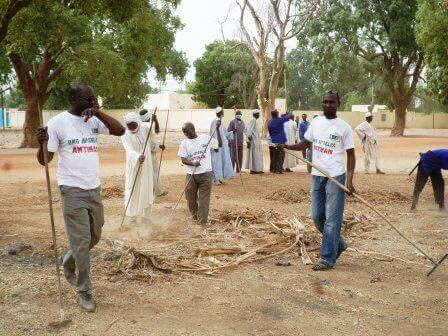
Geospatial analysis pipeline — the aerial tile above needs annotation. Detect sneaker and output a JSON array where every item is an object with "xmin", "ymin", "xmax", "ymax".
[
  {"xmin": 59, "ymin": 256, "xmax": 76, "ymax": 286},
  {"xmin": 312, "ymin": 260, "xmax": 334, "ymax": 271},
  {"xmin": 78, "ymin": 293, "xmax": 96, "ymax": 312}
]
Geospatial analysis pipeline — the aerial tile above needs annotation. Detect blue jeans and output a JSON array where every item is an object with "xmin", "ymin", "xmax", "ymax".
[{"xmin": 311, "ymin": 174, "xmax": 347, "ymax": 267}]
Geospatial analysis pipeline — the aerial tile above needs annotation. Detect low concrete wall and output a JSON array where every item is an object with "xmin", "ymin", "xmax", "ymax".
[{"xmin": 5, "ymin": 109, "xmax": 448, "ymax": 131}]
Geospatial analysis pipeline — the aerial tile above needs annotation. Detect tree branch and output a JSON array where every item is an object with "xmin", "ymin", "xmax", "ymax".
[{"xmin": 0, "ymin": 0, "xmax": 32, "ymax": 43}]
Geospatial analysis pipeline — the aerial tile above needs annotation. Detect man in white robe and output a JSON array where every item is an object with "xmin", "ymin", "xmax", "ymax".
[
  {"xmin": 283, "ymin": 114, "xmax": 298, "ymax": 172},
  {"xmin": 121, "ymin": 113, "xmax": 154, "ymax": 222},
  {"xmin": 355, "ymin": 111, "xmax": 385, "ymax": 174},
  {"xmin": 210, "ymin": 106, "xmax": 234, "ymax": 184},
  {"xmin": 244, "ymin": 109, "xmax": 264, "ymax": 174},
  {"xmin": 139, "ymin": 109, "xmax": 168, "ymax": 196}
]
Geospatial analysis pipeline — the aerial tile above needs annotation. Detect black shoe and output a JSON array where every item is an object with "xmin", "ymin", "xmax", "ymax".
[
  {"xmin": 312, "ymin": 260, "xmax": 334, "ymax": 271},
  {"xmin": 78, "ymin": 293, "xmax": 96, "ymax": 312},
  {"xmin": 59, "ymin": 256, "xmax": 76, "ymax": 286}
]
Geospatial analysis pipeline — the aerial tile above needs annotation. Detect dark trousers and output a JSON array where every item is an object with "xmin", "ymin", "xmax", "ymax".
[
  {"xmin": 411, "ymin": 165, "xmax": 445, "ymax": 209},
  {"xmin": 269, "ymin": 146, "xmax": 275, "ymax": 172},
  {"xmin": 230, "ymin": 144, "xmax": 244, "ymax": 172},
  {"xmin": 185, "ymin": 172, "xmax": 213, "ymax": 224},
  {"xmin": 272, "ymin": 146, "xmax": 285, "ymax": 173}
]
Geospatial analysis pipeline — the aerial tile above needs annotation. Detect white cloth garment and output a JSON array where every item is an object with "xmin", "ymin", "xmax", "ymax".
[
  {"xmin": 304, "ymin": 116, "xmax": 354, "ymax": 177},
  {"xmin": 47, "ymin": 111, "xmax": 110, "ymax": 189},
  {"xmin": 178, "ymin": 135, "xmax": 219, "ymax": 175},
  {"xmin": 283, "ymin": 119, "xmax": 298, "ymax": 169},
  {"xmin": 244, "ymin": 117, "xmax": 264, "ymax": 172},
  {"xmin": 121, "ymin": 121, "xmax": 154, "ymax": 217},
  {"xmin": 149, "ymin": 135, "xmax": 165, "ymax": 196},
  {"xmin": 355, "ymin": 121, "xmax": 380, "ymax": 172}
]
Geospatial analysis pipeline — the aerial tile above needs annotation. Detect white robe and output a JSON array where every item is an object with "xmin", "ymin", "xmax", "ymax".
[
  {"xmin": 149, "ymin": 135, "xmax": 165, "ymax": 196},
  {"xmin": 355, "ymin": 121, "xmax": 380, "ymax": 172},
  {"xmin": 244, "ymin": 117, "xmax": 264, "ymax": 172},
  {"xmin": 283, "ymin": 119, "xmax": 297, "ymax": 169},
  {"xmin": 121, "ymin": 126, "xmax": 154, "ymax": 217}
]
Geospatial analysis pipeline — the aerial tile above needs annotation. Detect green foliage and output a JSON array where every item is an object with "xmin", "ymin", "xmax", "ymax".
[
  {"xmin": 5, "ymin": 0, "xmax": 188, "ymax": 108},
  {"xmin": 191, "ymin": 40, "xmax": 258, "ymax": 109},
  {"xmin": 307, "ymin": 0, "xmax": 424, "ymax": 124},
  {"xmin": 416, "ymin": 0, "xmax": 448, "ymax": 105},
  {"xmin": 4, "ymin": 86, "xmax": 25, "ymax": 108}
]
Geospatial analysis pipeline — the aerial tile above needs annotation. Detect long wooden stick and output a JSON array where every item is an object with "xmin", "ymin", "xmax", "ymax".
[
  {"xmin": 157, "ymin": 109, "xmax": 170, "ymax": 183},
  {"xmin": 285, "ymin": 149, "xmax": 438, "ymax": 266},
  {"xmin": 120, "ymin": 107, "xmax": 157, "ymax": 227},
  {"xmin": 34, "ymin": 64, "xmax": 65, "ymax": 323}
]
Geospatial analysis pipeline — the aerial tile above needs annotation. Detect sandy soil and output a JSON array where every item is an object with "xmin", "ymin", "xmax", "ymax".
[{"xmin": 0, "ymin": 129, "xmax": 447, "ymax": 335}]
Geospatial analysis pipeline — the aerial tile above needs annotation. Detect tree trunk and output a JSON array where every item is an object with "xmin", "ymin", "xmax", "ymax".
[
  {"xmin": 20, "ymin": 96, "xmax": 45, "ymax": 148},
  {"xmin": 390, "ymin": 101, "xmax": 407, "ymax": 137}
]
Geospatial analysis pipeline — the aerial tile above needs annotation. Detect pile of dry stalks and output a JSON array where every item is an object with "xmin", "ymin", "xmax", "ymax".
[{"xmin": 102, "ymin": 209, "xmax": 320, "ymax": 280}]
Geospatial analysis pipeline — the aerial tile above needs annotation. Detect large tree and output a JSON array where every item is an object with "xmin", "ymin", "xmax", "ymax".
[
  {"xmin": 191, "ymin": 40, "xmax": 258, "ymax": 109},
  {"xmin": 309, "ymin": 0, "xmax": 424, "ymax": 136},
  {"xmin": 416, "ymin": 0, "xmax": 448, "ymax": 105},
  {"xmin": 4, "ymin": 0, "xmax": 188, "ymax": 147},
  {"xmin": 236, "ymin": 0, "xmax": 318, "ymax": 131},
  {"xmin": 285, "ymin": 43, "xmax": 375, "ymax": 110}
]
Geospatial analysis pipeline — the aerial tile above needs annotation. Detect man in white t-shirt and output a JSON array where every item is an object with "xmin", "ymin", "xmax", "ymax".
[
  {"xmin": 355, "ymin": 111, "xmax": 385, "ymax": 174},
  {"xmin": 282, "ymin": 91, "xmax": 356, "ymax": 271},
  {"xmin": 178, "ymin": 122, "xmax": 219, "ymax": 224},
  {"xmin": 36, "ymin": 85, "xmax": 125, "ymax": 312}
]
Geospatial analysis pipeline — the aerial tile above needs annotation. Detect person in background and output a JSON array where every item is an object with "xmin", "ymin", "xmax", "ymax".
[
  {"xmin": 355, "ymin": 110, "xmax": 385, "ymax": 174},
  {"xmin": 139, "ymin": 109, "xmax": 168, "ymax": 196},
  {"xmin": 244, "ymin": 109, "xmax": 264, "ymax": 174},
  {"xmin": 210, "ymin": 106, "xmax": 234, "ymax": 184},
  {"xmin": 121, "ymin": 113, "xmax": 154, "ymax": 224},
  {"xmin": 283, "ymin": 114, "xmax": 298, "ymax": 172},
  {"xmin": 267, "ymin": 110, "xmax": 290, "ymax": 174},
  {"xmin": 178, "ymin": 122, "xmax": 219, "ymax": 224},
  {"xmin": 228, "ymin": 110, "xmax": 245, "ymax": 173},
  {"xmin": 411, "ymin": 149, "xmax": 447, "ymax": 212},
  {"xmin": 298, "ymin": 113, "xmax": 310, "ymax": 159}
]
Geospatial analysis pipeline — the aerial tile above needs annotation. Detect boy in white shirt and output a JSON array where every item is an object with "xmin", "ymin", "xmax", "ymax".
[
  {"xmin": 282, "ymin": 91, "xmax": 356, "ymax": 271},
  {"xmin": 178, "ymin": 122, "xmax": 219, "ymax": 224}
]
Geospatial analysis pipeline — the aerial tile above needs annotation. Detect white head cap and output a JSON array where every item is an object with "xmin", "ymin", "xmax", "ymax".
[
  {"xmin": 215, "ymin": 106, "xmax": 223, "ymax": 114},
  {"xmin": 252, "ymin": 109, "xmax": 260, "ymax": 115},
  {"xmin": 365, "ymin": 112, "xmax": 373, "ymax": 118}
]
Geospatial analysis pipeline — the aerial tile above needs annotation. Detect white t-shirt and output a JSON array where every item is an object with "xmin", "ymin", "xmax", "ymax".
[
  {"xmin": 47, "ymin": 111, "xmax": 110, "ymax": 189},
  {"xmin": 304, "ymin": 116, "xmax": 354, "ymax": 177},
  {"xmin": 355, "ymin": 121, "xmax": 377, "ymax": 141},
  {"xmin": 177, "ymin": 134, "xmax": 219, "ymax": 175}
]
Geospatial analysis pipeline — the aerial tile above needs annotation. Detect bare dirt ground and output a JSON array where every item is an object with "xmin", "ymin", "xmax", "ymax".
[{"xmin": 0, "ymin": 129, "xmax": 447, "ymax": 335}]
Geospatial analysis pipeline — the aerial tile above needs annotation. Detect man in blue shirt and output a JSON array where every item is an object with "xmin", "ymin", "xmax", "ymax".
[
  {"xmin": 298, "ymin": 113, "xmax": 310, "ymax": 159},
  {"xmin": 267, "ymin": 109, "xmax": 290, "ymax": 174},
  {"xmin": 411, "ymin": 149, "xmax": 448, "ymax": 212}
]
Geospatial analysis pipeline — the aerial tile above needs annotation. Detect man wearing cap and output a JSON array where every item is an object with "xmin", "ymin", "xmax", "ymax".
[
  {"xmin": 121, "ymin": 112, "xmax": 154, "ymax": 223},
  {"xmin": 228, "ymin": 110, "xmax": 245, "ymax": 173},
  {"xmin": 139, "ymin": 109, "xmax": 168, "ymax": 196},
  {"xmin": 210, "ymin": 107, "xmax": 234, "ymax": 184},
  {"xmin": 244, "ymin": 110, "xmax": 264, "ymax": 174},
  {"xmin": 355, "ymin": 110, "xmax": 385, "ymax": 174}
]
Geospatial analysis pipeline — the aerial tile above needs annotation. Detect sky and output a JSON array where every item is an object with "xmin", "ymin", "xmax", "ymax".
[
  {"xmin": 154, "ymin": 0, "xmax": 297, "ymax": 92},
  {"xmin": 156, "ymin": 0, "xmax": 239, "ymax": 91}
]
